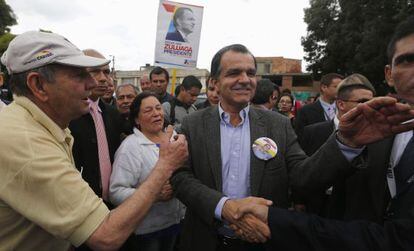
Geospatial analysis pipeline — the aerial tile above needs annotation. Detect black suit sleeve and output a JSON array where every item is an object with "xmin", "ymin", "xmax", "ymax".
[
  {"xmin": 294, "ymin": 107, "xmax": 307, "ymax": 144},
  {"xmin": 301, "ymin": 125, "xmax": 313, "ymax": 156},
  {"xmin": 267, "ymin": 207, "xmax": 414, "ymax": 251}
]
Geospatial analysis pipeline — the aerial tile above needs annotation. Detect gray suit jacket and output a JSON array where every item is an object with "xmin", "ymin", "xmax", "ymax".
[{"xmin": 171, "ymin": 106, "xmax": 350, "ymax": 251}]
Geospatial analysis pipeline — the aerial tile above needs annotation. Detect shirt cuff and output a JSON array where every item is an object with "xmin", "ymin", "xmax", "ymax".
[
  {"xmin": 336, "ymin": 139, "xmax": 365, "ymax": 161},
  {"xmin": 214, "ymin": 197, "xmax": 229, "ymax": 220},
  {"xmin": 68, "ymin": 201, "xmax": 110, "ymax": 247}
]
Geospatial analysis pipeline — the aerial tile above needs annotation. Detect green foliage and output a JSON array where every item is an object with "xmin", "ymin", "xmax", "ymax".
[
  {"xmin": 0, "ymin": 0, "xmax": 17, "ymax": 35},
  {"xmin": 0, "ymin": 0, "xmax": 17, "ymax": 74},
  {"xmin": 302, "ymin": 0, "xmax": 414, "ymax": 95},
  {"xmin": 0, "ymin": 32, "xmax": 15, "ymax": 55}
]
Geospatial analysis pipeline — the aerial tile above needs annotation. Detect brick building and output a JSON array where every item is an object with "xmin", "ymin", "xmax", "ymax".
[{"xmin": 256, "ymin": 57, "xmax": 318, "ymax": 101}]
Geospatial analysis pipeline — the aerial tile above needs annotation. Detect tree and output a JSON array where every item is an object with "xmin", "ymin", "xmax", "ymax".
[
  {"xmin": 0, "ymin": 0, "xmax": 17, "ymax": 35},
  {"xmin": 0, "ymin": 0, "xmax": 17, "ymax": 71},
  {"xmin": 0, "ymin": 32, "xmax": 15, "ymax": 55},
  {"xmin": 0, "ymin": 0, "xmax": 16, "ymax": 101},
  {"xmin": 302, "ymin": 0, "xmax": 414, "ymax": 95}
]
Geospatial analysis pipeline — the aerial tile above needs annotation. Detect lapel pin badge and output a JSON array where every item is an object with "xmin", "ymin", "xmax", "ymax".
[{"xmin": 252, "ymin": 137, "xmax": 278, "ymax": 161}]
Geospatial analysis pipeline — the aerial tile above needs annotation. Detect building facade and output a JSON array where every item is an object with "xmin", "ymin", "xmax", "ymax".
[
  {"xmin": 256, "ymin": 57, "xmax": 318, "ymax": 101},
  {"xmin": 115, "ymin": 65, "xmax": 209, "ymax": 93}
]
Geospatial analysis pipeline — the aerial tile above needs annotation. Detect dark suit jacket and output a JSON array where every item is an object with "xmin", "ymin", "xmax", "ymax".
[
  {"xmin": 267, "ymin": 206, "xmax": 414, "ymax": 251},
  {"xmin": 322, "ymin": 138, "xmax": 394, "ymax": 223},
  {"xmin": 297, "ymin": 135, "xmax": 395, "ymax": 224},
  {"xmin": 301, "ymin": 120, "xmax": 335, "ymax": 156},
  {"xmin": 171, "ymin": 106, "xmax": 350, "ymax": 251},
  {"xmin": 69, "ymin": 99, "xmax": 123, "ymax": 200},
  {"xmin": 291, "ymin": 120, "xmax": 335, "ymax": 213},
  {"xmin": 285, "ymin": 134, "xmax": 414, "ymax": 250},
  {"xmin": 165, "ymin": 29, "xmax": 185, "ymax": 42},
  {"xmin": 295, "ymin": 100, "xmax": 327, "ymax": 145}
]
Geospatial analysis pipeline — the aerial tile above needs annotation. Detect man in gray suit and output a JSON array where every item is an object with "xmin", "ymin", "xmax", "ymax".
[{"xmin": 171, "ymin": 44, "xmax": 414, "ymax": 251}]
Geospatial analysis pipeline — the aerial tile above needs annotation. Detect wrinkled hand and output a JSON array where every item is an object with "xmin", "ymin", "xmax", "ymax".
[
  {"xmin": 158, "ymin": 125, "xmax": 188, "ymax": 172},
  {"xmin": 157, "ymin": 181, "xmax": 173, "ymax": 201},
  {"xmin": 339, "ymin": 97, "xmax": 414, "ymax": 147},
  {"xmin": 222, "ymin": 197, "xmax": 272, "ymax": 243}
]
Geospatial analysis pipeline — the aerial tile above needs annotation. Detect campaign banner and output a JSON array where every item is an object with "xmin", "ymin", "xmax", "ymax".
[{"xmin": 154, "ymin": 1, "xmax": 203, "ymax": 68}]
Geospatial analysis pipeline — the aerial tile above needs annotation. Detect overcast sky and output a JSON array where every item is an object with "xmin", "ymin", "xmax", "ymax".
[{"xmin": 7, "ymin": 0, "xmax": 310, "ymax": 71}]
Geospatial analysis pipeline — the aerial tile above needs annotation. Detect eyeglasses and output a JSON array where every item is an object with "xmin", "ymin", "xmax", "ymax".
[
  {"xmin": 340, "ymin": 99, "xmax": 370, "ymax": 104},
  {"xmin": 279, "ymin": 100, "xmax": 293, "ymax": 104}
]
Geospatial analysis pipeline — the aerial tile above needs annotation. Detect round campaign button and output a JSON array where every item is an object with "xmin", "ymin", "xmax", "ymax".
[{"xmin": 252, "ymin": 137, "xmax": 278, "ymax": 161}]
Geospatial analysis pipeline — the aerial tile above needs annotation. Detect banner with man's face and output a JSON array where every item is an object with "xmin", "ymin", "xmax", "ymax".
[{"xmin": 154, "ymin": 1, "xmax": 203, "ymax": 68}]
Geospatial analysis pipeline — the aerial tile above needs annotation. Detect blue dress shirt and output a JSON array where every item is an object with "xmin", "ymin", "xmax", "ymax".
[{"xmin": 214, "ymin": 104, "xmax": 251, "ymax": 220}]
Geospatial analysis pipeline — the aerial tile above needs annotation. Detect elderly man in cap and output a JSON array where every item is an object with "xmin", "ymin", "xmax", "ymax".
[{"xmin": 0, "ymin": 31, "xmax": 188, "ymax": 251}]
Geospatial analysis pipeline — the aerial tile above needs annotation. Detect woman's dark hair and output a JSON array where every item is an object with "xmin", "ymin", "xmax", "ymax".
[
  {"xmin": 129, "ymin": 91, "xmax": 162, "ymax": 129},
  {"xmin": 278, "ymin": 93, "xmax": 294, "ymax": 105}
]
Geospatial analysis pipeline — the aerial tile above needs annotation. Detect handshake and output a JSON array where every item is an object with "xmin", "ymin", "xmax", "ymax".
[{"xmin": 222, "ymin": 197, "xmax": 273, "ymax": 243}]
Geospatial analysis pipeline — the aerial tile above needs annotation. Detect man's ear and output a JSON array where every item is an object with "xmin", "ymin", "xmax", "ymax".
[
  {"xmin": 384, "ymin": 64, "xmax": 394, "ymax": 88},
  {"xmin": 26, "ymin": 72, "xmax": 49, "ymax": 102},
  {"xmin": 336, "ymin": 99, "xmax": 345, "ymax": 112},
  {"xmin": 320, "ymin": 84, "xmax": 327, "ymax": 93},
  {"xmin": 268, "ymin": 95, "xmax": 275, "ymax": 105},
  {"xmin": 211, "ymin": 78, "xmax": 220, "ymax": 94}
]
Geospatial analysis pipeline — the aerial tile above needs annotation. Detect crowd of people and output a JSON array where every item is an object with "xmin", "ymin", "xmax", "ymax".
[{"xmin": 0, "ymin": 16, "xmax": 414, "ymax": 251}]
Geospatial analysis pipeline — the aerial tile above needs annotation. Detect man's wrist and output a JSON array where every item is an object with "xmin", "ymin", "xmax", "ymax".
[
  {"xmin": 215, "ymin": 197, "xmax": 229, "ymax": 220},
  {"xmin": 336, "ymin": 131, "xmax": 361, "ymax": 148},
  {"xmin": 155, "ymin": 158, "xmax": 175, "ymax": 174},
  {"xmin": 153, "ymin": 160, "xmax": 173, "ymax": 180}
]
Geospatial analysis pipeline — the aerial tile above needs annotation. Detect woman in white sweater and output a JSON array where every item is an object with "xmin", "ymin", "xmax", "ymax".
[{"xmin": 110, "ymin": 92, "xmax": 184, "ymax": 251}]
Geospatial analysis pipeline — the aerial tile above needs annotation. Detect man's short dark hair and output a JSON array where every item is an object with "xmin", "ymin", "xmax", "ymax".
[
  {"xmin": 251, "ymin": 79, "xmax": 277, "ymax": 105},
  {"xmin": 337, "ymin": 85, "xmax": 374, "ymax": 101},
  {"xmin": 320, "ymin": 73, "xmax": 344, "ymax": 87},
  {"xmin": 387, "ymin": 17, "xmax": 414, "ymax": 64},
  {"xmin": 9, "ymin": 64, "xmax": 59, "ymax": 97},
  {"xmin": 337, "ymin": 73, "xmax": 376, "ymax": 100},
  {"xmin": 181, "ymin": 75, "xmax": 202, "ymax": 91},
  {"xmin": 149, "ymin": 66, "xmax": 169, "ymax": 82},
  {"xmin": 173, "ymin": 7, "xmax": 193, "ymax": 28},
  {"xmin": 174, "ymin": 84, "xmax": 181, "ymax": 96},
  {"xmin": 210, "ymin": 44, "xmax": 257, "ymax": 80}
]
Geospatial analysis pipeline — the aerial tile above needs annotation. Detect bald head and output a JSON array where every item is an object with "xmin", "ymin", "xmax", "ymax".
[
  {"xmin": 140, "ymin": 75, "xmax": 151, "ymax": 92},
  {"xmin": 83, "ymin": 49, "xmax": 105, "ymax": 59}
]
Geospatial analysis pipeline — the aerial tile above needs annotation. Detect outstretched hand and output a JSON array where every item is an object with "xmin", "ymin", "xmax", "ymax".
[{"xmin": 339, "ymin": 96, "xmax": 414, "ymax": 147}]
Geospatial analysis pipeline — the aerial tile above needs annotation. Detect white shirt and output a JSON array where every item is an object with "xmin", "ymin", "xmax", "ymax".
[
  {"xmin": 387, "ymin": 130, "xmax": 413, "ymax": 198},
  {"xmin": 109, "ymin": 128, "xmax": 184, "ymax": 234},
  {"xmin": 319, "ymin": 98, "xmax": 336, "ymax": 120},
  {"xmin": 334, "ymin": 114, "xmax": 340, "ymax": 130}
]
